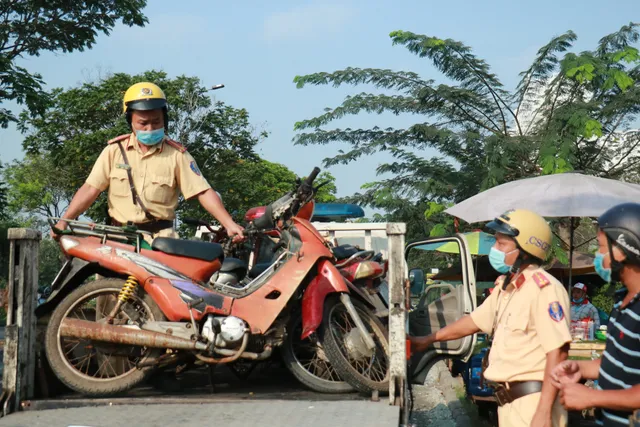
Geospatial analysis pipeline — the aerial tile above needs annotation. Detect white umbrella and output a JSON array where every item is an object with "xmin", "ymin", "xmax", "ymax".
[
  {"xmin": 444, "ymin": 172, "xmax": 640, "ymax": 286},
  {"xmin": 445, "ymin": 172, "xmax": 640, "ymax": 222}
]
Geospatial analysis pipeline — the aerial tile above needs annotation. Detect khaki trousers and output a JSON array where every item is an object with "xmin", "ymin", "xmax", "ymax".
[{"xmin": 497, "ymin": 392, "xmax": 567, "ymax": 427}]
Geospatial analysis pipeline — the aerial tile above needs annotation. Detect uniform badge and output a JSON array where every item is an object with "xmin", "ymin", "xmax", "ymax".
[
  {"xmin": 140, "ymin": 87, "xmax": 153, "ymax": 96},
  {"xmin": 533, "ymin": 272, "xmax": 550, "ymax": 288},
  {"xmin": 548, "ymin": 301, "xmax": 565, "ymax": 322},
  {"xmin": 116, "ymin": 163, "xmax": 131, "ymax": 170},
  {"xmin": 190, "ymin": 160, "xmax": 201, "ymax": 176}
]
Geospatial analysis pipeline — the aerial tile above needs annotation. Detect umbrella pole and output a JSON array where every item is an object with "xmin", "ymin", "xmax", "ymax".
[{"xmin": 568, "ymin": 217, "xmax": 574, "ymax": 291}]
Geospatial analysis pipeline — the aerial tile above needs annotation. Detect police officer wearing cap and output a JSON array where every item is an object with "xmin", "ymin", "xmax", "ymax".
[
  {"xmin": 410, "ymin": 209, "xmax": 572, "ymax": 427},
  {"xmin": 552, "ymin": 202, "xmax": 640, "ymax": 426},
  {"xmin": 51, "ymin": 82, "xmax": 244, "ymax": 243}
]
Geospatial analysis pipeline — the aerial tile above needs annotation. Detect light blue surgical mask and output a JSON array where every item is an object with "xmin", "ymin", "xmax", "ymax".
[
  {"xmin": 489, "ymin": 247, "xmax": 513, "ymax": 274},
  {"xmin": 135, "ymin": 128, "xmax": 165, "ymax": 146},
  {"xmin": 572, "ymin": 297, "xmax": 584, "ymax": 304},
  {"xmin": 594, "ymin": 252, "xmax": 611, "ymax": 283}
]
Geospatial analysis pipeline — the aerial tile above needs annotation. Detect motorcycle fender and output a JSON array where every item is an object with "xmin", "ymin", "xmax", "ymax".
[
  {"xmin": 300, "ymin": 260, "xmax": 349, "ymax": 340},
  {"xmin": 35, "ymin": 257, "xmax": 95, "ymax": 317}
]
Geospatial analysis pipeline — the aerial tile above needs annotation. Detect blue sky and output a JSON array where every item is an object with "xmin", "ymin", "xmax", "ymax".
[{"xmin": 1, "ymin": 0, "xmax": 638, "ymax": 211}]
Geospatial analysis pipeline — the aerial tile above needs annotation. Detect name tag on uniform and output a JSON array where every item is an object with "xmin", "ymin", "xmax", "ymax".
[{"xmin": 116, "ymin": 163, "xmax": 131, "ymax": 170}]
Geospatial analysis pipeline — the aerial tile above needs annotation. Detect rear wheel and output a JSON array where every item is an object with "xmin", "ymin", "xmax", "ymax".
[
  {"xmin": 44, "ymin": 278, "xmax": 166, "ymax": 396},
  {"xmin": 281, "ymin": 313, "xmax": 354, "ymax": 393},
  {"xmin": 320, "ymin": 296, "xmax": 390, "ymax": 394}
]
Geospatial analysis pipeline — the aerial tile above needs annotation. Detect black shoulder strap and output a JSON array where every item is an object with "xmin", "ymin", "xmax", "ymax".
[{"xmin": 116, "ymin": 142, "xmax": 156, "ymax": 221}]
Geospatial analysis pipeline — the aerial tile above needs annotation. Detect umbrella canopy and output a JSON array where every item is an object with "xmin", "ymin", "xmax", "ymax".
[
  {"xmin": 445, "ymin": 172, "xmax": 640, "ymax": 223},
  {"xmin": 416, "ymin": 231, "xmax": 496, "ymax": 255},
  {"xmin": 547, "ymin": 252, "xmax": 597, "ymax": 278}
]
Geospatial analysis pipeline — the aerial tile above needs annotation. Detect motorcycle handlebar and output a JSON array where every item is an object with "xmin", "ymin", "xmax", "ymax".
[
  {"xmin": 182, "ymin": 217, "xmax": 209, "ymax": 227},
  {"xmin": 304, "ymin": 167, "xmax": 321, "ymax": 187}
]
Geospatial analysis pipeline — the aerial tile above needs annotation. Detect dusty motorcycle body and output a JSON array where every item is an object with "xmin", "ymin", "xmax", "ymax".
[
  {"xmin": 41, "ymin": 168, "xmax": 389, "ymax": 396},
  {"xmin": 197, "ymin": 201, "xmax": 389, "ymax": 392}
]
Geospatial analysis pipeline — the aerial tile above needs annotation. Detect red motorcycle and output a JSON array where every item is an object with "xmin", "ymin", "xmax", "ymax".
[
  {"xmin": 40, "ymin": 168, "xmax": 389, "ymax": 396},
  {"xmin": 187, "ymin": 203, "xmax": 389, "ymax": 393}
]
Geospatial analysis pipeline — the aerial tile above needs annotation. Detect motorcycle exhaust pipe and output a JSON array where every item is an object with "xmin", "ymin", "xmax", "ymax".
[{"xmin": 59, "ymin": 318, "xmax": 208, "ymax": 351}]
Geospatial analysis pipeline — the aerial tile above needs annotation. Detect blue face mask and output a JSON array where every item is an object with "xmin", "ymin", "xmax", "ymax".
[
  {"xmin": 594, "ymin": 252, "xmax": 611, "ymax": 283},
  {"xmin": 489, "ymin": 247, "xmax": 513, "ymax": 274},
  {"xmin": 572, "ymin": 297, "xmax": 584, "ymax": 304},
  {"xmin": 135, "ymin": 128, "xmax": 165, "ymax": 146}
]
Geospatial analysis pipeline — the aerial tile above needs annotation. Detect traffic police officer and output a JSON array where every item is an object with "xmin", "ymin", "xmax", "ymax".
[
  {"xmin": 51, "ymin": 82, "xmax": 244, "ymax": 243},
  {"xmin": 410, "ymin": 209, "xmax": 572, "ymax": 427}
]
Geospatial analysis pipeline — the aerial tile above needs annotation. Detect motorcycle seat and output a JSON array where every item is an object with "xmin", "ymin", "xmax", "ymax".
[
  {"xmin": 332, "ymin": 244, "xmax": 361, "ymax": 260},
  {"xmin": 152, "ymin": 238, "xmax": 224, "ymax": 262}
]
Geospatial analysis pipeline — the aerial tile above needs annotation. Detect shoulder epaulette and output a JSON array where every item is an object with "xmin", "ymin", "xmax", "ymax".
[
  {"xmin": 165, "ymin": 138, "xmax": 187, "ymax": 153},
  {"xmin": 107, "ymin": 134, "xmax": 130, "ymax": 145},
  {"xmin": 532, "ymin": 271, "xmax": 551, "ymax": 289}
]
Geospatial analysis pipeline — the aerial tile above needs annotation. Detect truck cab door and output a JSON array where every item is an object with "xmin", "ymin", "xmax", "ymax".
[{"xmin": 405, "ymin": 234, "xmax": 477, "ymax": 384}]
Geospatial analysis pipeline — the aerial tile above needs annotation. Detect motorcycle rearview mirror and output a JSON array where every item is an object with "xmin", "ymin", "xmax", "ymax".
[{"xmin": 408, "ymin": 268, "xmax": 426, "ymax": 297}]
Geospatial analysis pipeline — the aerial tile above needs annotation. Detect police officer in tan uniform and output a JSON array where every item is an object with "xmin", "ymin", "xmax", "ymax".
[
  {"xmin": 51, "ymin": 82, "xmax": 244, "ymax": 243},
  {"xmin": 410, "ymin": 209, "xmax": 572, "ymax": 427}
]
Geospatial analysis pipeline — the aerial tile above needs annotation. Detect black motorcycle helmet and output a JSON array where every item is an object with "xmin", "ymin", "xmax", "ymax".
[{"xmin": 597, "ymin": 202, "xmax": 640, "ymax": 280}]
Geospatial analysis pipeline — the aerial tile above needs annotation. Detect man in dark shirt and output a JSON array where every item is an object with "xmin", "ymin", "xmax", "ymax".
[{"xmin": 551, "ymin": 202, "xmax": 640, "ymax": 426}]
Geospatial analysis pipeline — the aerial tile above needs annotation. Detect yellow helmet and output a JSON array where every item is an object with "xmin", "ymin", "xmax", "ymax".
[
  {"xmin": 486, "ymin": 209, "xmax": 552, "ymax": 261},
  {"xmin": 122, "ymin": 82, "xmax": 167, "ymax": 113}
]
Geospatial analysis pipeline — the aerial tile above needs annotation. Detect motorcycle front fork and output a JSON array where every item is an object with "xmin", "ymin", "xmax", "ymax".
[{"xmin": 339, "ymin": 293, "xmax": 376, "ymax": 351}]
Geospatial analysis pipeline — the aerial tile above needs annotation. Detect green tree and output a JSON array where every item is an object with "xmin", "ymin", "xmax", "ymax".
[
  {"xmin": 314, "ymin": 171, "xmax": 338, "ymax": 203},
  {"xmin": 38, "ymin": 238, "xmax": 63, "ymax": 287},
  {"xmin": 0, "ymin": 0, "xmax": 148, "ymax": 127},
  {"xmin": 4, "ymin": 153, "xmax": 72, "ymax": 218},
  {"xmin": 0, "ymin": 163, "xmax": 8, "ymax": 221},
  {"xmin": 293, "ymin": 24, "xmax": 640, "ymax": 243}
]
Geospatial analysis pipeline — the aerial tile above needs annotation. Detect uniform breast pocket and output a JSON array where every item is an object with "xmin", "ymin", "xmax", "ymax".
[
  {"xmin": 146, "ymin": 174, "xmax": 175, "ymax": 204},
  {"xmin": 503, "ymin": 310, "xmax": 530, "ymax": 348},
  {"xmin": 109, "ymin": 169, "xmax": 130, "ymax": 198}
]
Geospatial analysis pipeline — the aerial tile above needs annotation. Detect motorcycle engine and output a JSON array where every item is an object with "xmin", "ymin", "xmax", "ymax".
[{"xmin": 202, "ymin": 315, "xmax": 247, "ymax": 348}]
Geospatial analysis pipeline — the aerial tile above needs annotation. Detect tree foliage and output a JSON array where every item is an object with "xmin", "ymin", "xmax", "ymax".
[
  {"xmin": 0, "ymin": 0, "xmax": 148, "ymax": 127},
  {"xmin": 293, "ymin": 23, "xmax": 640, "ymax": 242}
]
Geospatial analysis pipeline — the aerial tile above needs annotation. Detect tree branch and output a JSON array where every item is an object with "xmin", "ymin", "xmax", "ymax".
[
  {"xmin": 586, "ymin": 114, "xmax": 626, "ymax": 167},
  {"xmin": 606, "ymin": 133, "xmax": 640, "ymax": 173},
  {"xmin": 447, "ymin": 44, "xmax": 511, "ymax": 134}
]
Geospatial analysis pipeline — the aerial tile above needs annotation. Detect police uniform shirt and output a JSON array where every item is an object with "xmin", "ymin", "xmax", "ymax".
[
  {"xmin": 470, "ymin": 264, "xmax": 573, "ymax": 382},
  {"xmin": 85, "ymin": 133, "xmax": 211, "ymax": 224},
  {"xmin": 596, "ymin": 294, "xmax": 640, "ymax": 426}
]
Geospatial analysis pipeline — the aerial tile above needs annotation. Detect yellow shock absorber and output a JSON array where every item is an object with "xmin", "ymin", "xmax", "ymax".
[{"xmin": 118, "ymin": 276, "xmax": 139, "ymax": 302}]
